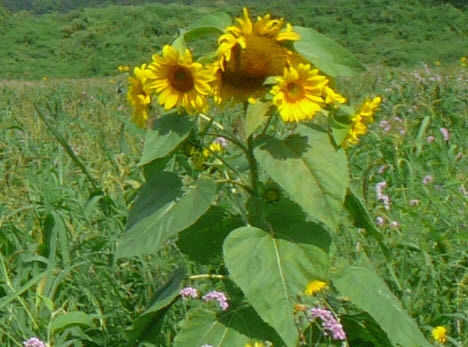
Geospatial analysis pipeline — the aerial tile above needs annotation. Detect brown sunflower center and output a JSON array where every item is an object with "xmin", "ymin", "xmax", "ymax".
[
  {"xmin": 169, "ymin": 66, "xmax": 194, "ymax": 93},
  {"xmin": 222, "ymin": 34, "xmax": 289, "ymax": 90},
  {"xmin": 285, "ymin": 82, "xmax": 304, "ymax": 101}
]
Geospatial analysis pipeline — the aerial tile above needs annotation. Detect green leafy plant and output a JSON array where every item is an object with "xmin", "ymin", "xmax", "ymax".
[{"xmin": 117, "ymin": 8, "xmax": 433, "ymax": 346}]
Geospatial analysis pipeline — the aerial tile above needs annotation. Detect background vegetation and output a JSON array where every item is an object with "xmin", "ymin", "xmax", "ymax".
[
  {"xmin": 0, "ymin": 0, "xmax": 467, "ymax": 346},
  {"xmin": 0, "ymin": 0, "xmax": 467, "ymax": 79}
]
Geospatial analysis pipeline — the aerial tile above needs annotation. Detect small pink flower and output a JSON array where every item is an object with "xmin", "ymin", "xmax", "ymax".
[
  {"xmin": 379, "ymin": 120, "xmax": 391, "ymax": 132},
  {"xmin": 427, "ymin": 136, "xmax": 436, "ymax": 144},
  {"xmin": 439, "ymin": 128, "xmax": 449, "ymax": 142},
  {"xmin": 376, "ymin": 216, "xmax": 385, "ymax": 226},
  {"xmin": 23, "ymin": 338, "xmax": 46, "ymax": 347},
  {"xmin": 423, "ymin": 175, "xmax": 433, "ymax": 185},
  {"xmin": 378, "ymin": 165, "xmax": 388, "ymax": 174},
  {"xmin": 203, "ymin": 291, "xmax": 229, "ymax": 311},
  {"xmin": 409, "ymin": 199, "xmax": 420, "ymax": 206},
  {"xmin": 309, "ymin": 307, "xmax": 346, "ymax": 341},
  {"xmin": 179, "ymin": 287, "xmax": 199, "ymax": 299},
  {"xmin": 389, "ymin": 221, "xmax": 399, "ymax": 229}
]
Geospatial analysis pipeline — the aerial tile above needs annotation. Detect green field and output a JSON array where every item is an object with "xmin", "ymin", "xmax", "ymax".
[{"xmin": 0, "ymin": 1, "xmax": 467, "ymax": 346}]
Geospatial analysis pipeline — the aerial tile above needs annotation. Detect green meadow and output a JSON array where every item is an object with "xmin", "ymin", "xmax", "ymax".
[{"xmin": 0, "ymin": 1, "xmax": 467, "ymax": 346}]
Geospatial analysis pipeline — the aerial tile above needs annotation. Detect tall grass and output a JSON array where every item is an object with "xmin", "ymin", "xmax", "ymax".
[{"xmin": 0, "ymin": 61, "xmax": 466, "ymax": 345}]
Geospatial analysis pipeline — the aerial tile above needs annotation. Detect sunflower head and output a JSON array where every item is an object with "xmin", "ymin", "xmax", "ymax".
[
  {"xmin": 148, "ymin": 45, "xmax": 215, "ymax": 114},
  {"xmin": 214, "ymin": 8, "xmax": 301, "ymax": 104},
  {"xmin": 126, "ymin": 64, "xmax": 154, "ymax": 128},
  {"xmin": 271, "ymin": 63, "xmax": 330, "ymax": 123},
  {"xmin": 343, "ymin": 96, "xmax": 382, "ymax": 146}
]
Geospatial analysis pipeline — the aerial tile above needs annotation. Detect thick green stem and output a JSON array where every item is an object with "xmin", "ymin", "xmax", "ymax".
[
  {"xmin": 246, "ymin": 135, "xmax": 259, "ymax": 194},
  {"xmin": 246, "ymin": 134, "xmax": 265, "ymax": 227}
]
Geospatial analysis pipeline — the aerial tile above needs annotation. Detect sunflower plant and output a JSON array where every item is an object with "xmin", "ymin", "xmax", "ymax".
[{"xmin": 117, "ymin": 8, "xmax": 432, "ymax": 347}]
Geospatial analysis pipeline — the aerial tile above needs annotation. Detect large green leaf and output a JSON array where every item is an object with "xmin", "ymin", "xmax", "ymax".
[
  {"xmin": 115, "ymin": 177, "xmax": 217, "ymax": 258},
  {"xmin": 139, "ymin": 112, "xmax": 194, "ymax": 166},
  {"xmin": 293, "ymin": 26, "xmax": 366, "ymax": 77},
  {"xmin": 50, "ymin": 311, "xmax": 97, "ymax": 335},
  {"xmin": 174, "ymin": 306, "xmax": 283, "ymax": 347},
  {"xmin": 333, "ymin": 263, "xmax": 432, "ymax": 347},
  {"xmin": 245, "ymin": 100, "xmax": 272, "ymax": 139},
  {"xmin": 126, "ymin": 267, "xmax": 186, "ymax": 345},
  {"xmin": 265, "ymin": 199, "xmax": 332, "ymax": 253},
  {"xmin": 176, "ymin": 206, "xmax": 243, "ymax": 265},
  {"xmin": 224, "ymin": 227, "xmax": 330, "ymax": 346},
  {"xmin": 125, "ymin": 171, "xmax": 182, "ymax": 229},
  {"xmin": 254, "ymin": 125, "xmax": 349, "ymax": 230}
]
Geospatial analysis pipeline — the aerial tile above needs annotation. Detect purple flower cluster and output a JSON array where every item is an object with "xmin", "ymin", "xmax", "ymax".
[
  {"xmin": 203, "ymin": 291, "xmax": 229, "ymax": 311},
  {"xmin": 422, "ymin": 175, "xmax": 434, "ymax": 185},
  {"xmin": 375, "ymin": 181, "xmax": 390, "ymax": 210},
  {"xmin": 213, "ymin": 137, "xmax": 228, "ymax": 148},
  {"xmin": 179, "ymin": 287, "xmax": 229, "ymax": 311},
  {"xmin": 309, "ymin": 307, "xmax": 346, "ymax": 341},
  {"xmin": 23, "ymin": 338, "xmax": 46, "ymax": 347},
  {"xmin": 439, "ymin": 128, "xmax": 449, "ymax": 142},
  {"xmin": 179, "ymin": 287, "xmax": 199, "ymax": 299}
]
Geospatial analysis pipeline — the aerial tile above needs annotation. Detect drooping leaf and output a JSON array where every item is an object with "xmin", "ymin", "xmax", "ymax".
[
  {"xmin": 265, "ymin": 199, "xmax": 332, "ymax": 252},
  {"xmin": 126, "ymin": 267, "xmax": 186, "ymax": 345},
  {"xmin": 344, "ymin": 187, "xmax": 392, "ymax": 260},
  {"xmin": 183, "ymin": 12, "xmax": 232, "ymax": 41},
  {"xmin": 333, "ymin": 262, "xmax": 432, "ymax": 347},
  {"xmin": 176, "ymin": 206, "xmax": 243, "ymax": 265},
  {"xmin": 126, "ymin": 171, "xmax": 182, "ymax": 229},
  {"xmin": 115, "ymin": 177, "xmax": 217, "ymax": 259},
  {"xmin": 139, "ymin": 112, "xmax": 194, "ymax": 166},
  {"xmin": 224, "ymin": 227, "xmax": 330, "ymax": 346},
  {"xmin": 254, "ymin": 125, "xmax": 348, "ymax": 230},
  {"xmin": 173, "ymin": 306, "xmax": 283, "ymax": 347},
  {"xmin": 340, "ymin": 313, "xmax": 393, "ymax": 346},
  {"xmin": 245, "ymin": 100, "xmax": 272, "ymax": 139},
  {"xmin": 330, "ymin": 106, "xmax": 354, "ymax": 147},
  {"xmin": 50, "ymin": 311, "xmax": 97, "ymax": 335},
  {"xmin": 293, "ymin": 26, "xmax": 366, "ymax": 77}
]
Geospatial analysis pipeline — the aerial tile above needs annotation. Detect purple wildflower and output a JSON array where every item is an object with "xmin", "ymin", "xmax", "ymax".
[
  {"xmin": 409, "ymin": 199, "xmax": 420, "ymax": 206},
  {"xmin": 379, "ymin": 120, "xmax": 391, "ymax": 132},
  {"xmin": 439, "ymin": 128, "xmax": 449, "ymax": 142},
  {"xmin": 423, "ymin": 175, "xmax": 433, "ymax": 185},
  {"xmin": 427, "ymin": 135, "xmax": 436, "ymax": 144},
  {"xmin": 376, "ymin": 216, "xmax": 385, "ymax": 226},
  {"xmin": 213, "ymin": 137, "xmax": 228, "ymax": 148},
  {"xmin": 309, "ymin": 307, "xmax": 346, "ymax": 341},
  {"xmin": 376, "ymin": 182, "xmax": 390, "ymax": 210},
  {"xmin": 203, "ymin": 291, "xmax": 229, "ymax": 311},
  {"xmin": 378, "ymin": 165, "xmax": 388, "ymax": 174},
  {"xmin": 23, "ymin": 338, "xmax": 46, "ymax": 347},
  {"xmin": 389, "ymin": 221, "xmax": 399, "ymax": 229},
  {"xmin": 201, "ymin": 345, "xmax": 214, "ymax": 347},
  {"xmin": 179, "ymin": 287, "xmax": 199, "ymax": 300}
]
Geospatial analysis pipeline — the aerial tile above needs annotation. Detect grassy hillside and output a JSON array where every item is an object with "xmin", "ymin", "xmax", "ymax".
[{"xmin": 0, "ymin": 0, "xmax": 467, "ymax": 80}]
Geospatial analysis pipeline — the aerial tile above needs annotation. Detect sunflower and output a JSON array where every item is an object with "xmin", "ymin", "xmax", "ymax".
[
  {"xmin": 344, "ymin": 96, "xmax": 382, "ymax": 145},
  {"xmin": 270, "ymin": 63, "xmax": 332, "ymax": 123},
  {"xmin": 214, "ymin": 7, "xmax": 301, "ymax": 104},
  {"xmin": 126, "ymin": 64, "xmax": 154, "ymax": 128},
  {"xmin": 148, "ymin": 45, "xmax": 215, "ymax": 114}
]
